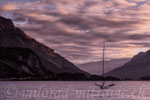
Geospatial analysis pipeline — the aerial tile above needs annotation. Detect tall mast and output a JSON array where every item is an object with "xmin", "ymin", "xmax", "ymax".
[{"xmin": 102, "ymin": 42, "xmax": 105, "ymax": 77}]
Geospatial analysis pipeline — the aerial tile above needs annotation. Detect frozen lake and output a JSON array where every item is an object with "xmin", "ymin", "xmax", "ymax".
[{"xmin": 0, "ymin": 81, "xmax": 150, "ymax": 100}]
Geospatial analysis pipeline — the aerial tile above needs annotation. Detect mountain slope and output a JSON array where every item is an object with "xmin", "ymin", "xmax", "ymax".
[
  {"xmin": 0, "ymin": 16, "xmax": 89, "ymax": 78},
  {"xmin": 106, "ymin": 50, "xmax": 150, "ymax": 79},
  {"xmin": 78, "ymin": 58, "xmax": 130, "ymax": 75},
  {"xmin": 0, "ymin": 47, "xmax": 52, "ymax": 79}
]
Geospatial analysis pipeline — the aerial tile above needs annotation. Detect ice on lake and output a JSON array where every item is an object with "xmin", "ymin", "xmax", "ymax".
[{"xmin": 0, "ymin": 81, "xmax": 150, "ymax": 100}]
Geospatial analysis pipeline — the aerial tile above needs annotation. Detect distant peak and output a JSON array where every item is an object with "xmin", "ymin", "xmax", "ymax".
[
  {"xmin": 131, "ymin": 51, "xmax": 145, "ymax": 60},
  {"xmin": 145, "ymin": 50, "xmax": 150, "ymax": 54},
  {"xmin": 0, "ymin": 16, "xmax": 14, "ymax": 28},
  {"xmin": 138, "ymin": 51, "xmax": 145, "ymax": 55}
]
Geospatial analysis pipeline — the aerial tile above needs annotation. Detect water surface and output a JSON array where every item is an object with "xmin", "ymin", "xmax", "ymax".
[{"xmin": 0, "ymin": 81, "xmax": 150, "ymax": 100}]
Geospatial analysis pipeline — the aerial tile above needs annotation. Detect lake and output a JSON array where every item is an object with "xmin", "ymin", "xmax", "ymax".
[{"xmin": 0, "ymin": 81, "xmax": 150, "ymax": 100}]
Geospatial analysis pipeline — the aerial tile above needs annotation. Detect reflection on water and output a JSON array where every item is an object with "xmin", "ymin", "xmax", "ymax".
[{"xmin": 0, "ymin": 81, "xmax": 150, "ymax": 100}]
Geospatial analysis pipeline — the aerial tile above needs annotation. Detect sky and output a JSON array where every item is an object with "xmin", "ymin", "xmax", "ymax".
[{"xmin": 0, "ymin": 0, "xmax": 150, "ymax": 64}]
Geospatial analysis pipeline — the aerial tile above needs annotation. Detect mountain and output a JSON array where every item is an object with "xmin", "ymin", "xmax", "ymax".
[
  {"xmin": 106, "ymin": 50, "xmax": 150, "ymax": 79},
  {"xmin": 78, "ymin": 58, "xmax": 130, "ymax": 75},
  {"xmin": 0, "ymin": 47, "xmax": 51, "ymax": 79},
  {"xmin": 0, "ymin": 16, "xmax": 89, "ymax": 79}
]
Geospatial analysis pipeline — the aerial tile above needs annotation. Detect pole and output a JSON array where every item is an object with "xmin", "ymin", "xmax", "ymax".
[{"xmin": 102, "ymin": 42, "xmax": 105, "ymax": 77}]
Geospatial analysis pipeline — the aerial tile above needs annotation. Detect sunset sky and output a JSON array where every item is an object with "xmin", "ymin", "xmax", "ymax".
[{"xmin": 0, "ymin": 0, "xmax": 150, "ymax": 64}]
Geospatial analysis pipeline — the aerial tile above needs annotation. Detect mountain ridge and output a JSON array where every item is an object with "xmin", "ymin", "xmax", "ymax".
[
  {"xmin": 106, "ymin": 50, "xmax": 150, "ymax": 79},
  {"xmin": 78, "ymin": 58, "xmax": 130, "ymax": 75},
  {"xmin": 0, "ymin": 16, "xmax": 89, "ymax": 79}
]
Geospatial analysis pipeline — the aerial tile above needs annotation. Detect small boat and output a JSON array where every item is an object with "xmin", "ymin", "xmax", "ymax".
[{"xmin": 94, "ymin": 42, "xmax": 116, "ymax": 89}]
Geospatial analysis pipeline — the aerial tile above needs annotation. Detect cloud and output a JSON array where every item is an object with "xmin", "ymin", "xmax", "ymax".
[
  {"xmin": 0, "ymin": 0, "xmax": 150, "ymax": 63},
  {"xmin": 1, "ymin": 3, "xmax": 18, "ymax": 11}
]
